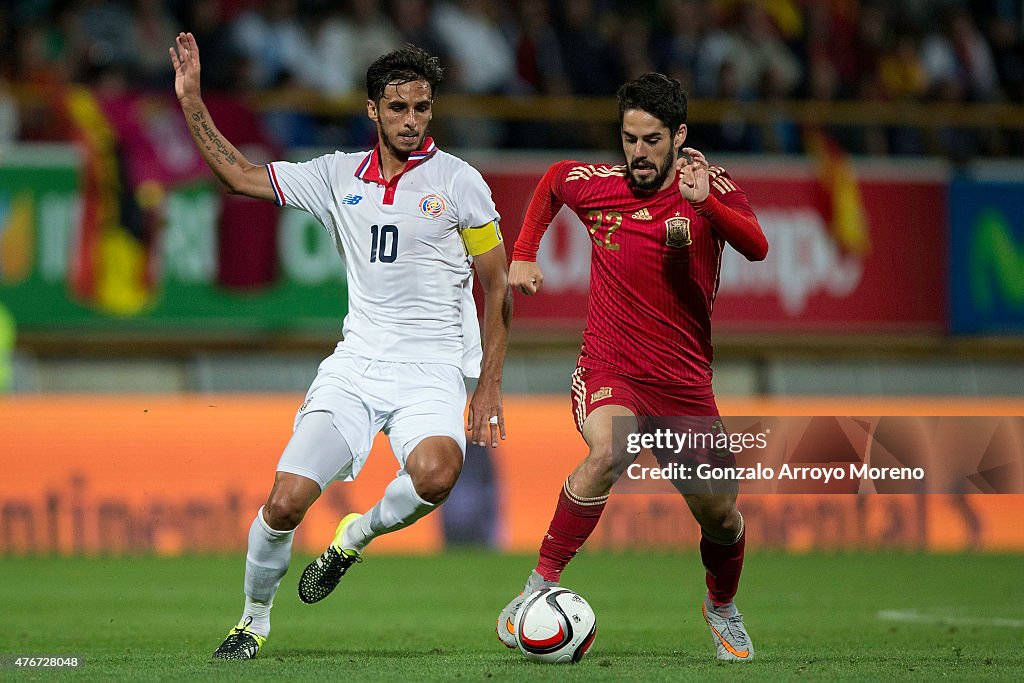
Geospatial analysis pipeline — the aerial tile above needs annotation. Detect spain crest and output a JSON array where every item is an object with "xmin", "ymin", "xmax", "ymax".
[{"xmin": 665, "ymin": 216, "xmax": 692, "ymax": 248}]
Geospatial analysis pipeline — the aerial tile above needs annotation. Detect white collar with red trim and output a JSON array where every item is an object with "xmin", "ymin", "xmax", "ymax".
[{"xmin": 355, "ymin": 137, "xmax": 438, "ymax": 185}]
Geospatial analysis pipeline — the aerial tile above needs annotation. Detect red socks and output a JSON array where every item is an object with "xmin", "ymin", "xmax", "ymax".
[
  {"xmin": 535, "ymin": 480, "xmax": 608, "ymax": 582},
  {"xmin": 700, "ymin": 518, "xmax": 746, "ymax": 606},
  {"xmin": 535, "ymin": 478, "xmax": 746, "ymax": 605}
]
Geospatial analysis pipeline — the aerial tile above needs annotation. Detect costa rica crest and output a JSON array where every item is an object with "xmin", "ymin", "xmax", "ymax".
[
  {"xmin": 665, "ymin": 216, "xmax": 692, "ymax": 248},
  {"xmin": 419, "ymin": 194, "xmax": 446, "ymax": 217}
]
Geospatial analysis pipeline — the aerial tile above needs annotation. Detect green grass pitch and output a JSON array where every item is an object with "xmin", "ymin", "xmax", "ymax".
[{"xmin": 1, "ymin": 551, "xmax": 1022, "ymax": 681}]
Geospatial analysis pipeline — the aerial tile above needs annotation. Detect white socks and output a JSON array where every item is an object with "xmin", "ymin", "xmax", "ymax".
[
  {"xmin": 342, "ymin": 473, "xmax": 435, "ymax": 552},
  {"xmin": 241, "ymin": 507, "xmax": 294, "ymax": 637},
  {"xmin": 237, "ymin": 474, "xmax": 436, "ymax": 634}
]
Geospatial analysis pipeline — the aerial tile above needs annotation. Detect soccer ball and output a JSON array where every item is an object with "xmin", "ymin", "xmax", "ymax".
[{"xmin": 514, "ymin": 587, "xmax": 597, "ymax": 664}]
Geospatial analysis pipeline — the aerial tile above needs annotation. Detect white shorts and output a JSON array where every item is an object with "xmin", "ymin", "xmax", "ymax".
[{"xmin": 277, "ymin": 348, "xmax": 467, "ymax": 488}]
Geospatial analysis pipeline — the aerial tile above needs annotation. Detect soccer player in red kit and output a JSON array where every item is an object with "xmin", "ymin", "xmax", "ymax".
[{"xmin": 496, "ymin": 73, "xmax": 768, "ymax": 661}]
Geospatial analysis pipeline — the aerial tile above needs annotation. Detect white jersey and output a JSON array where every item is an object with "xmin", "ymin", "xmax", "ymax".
[{"xmin": 266, "ymin": 139, "xmax": 498, "ymax": 377}]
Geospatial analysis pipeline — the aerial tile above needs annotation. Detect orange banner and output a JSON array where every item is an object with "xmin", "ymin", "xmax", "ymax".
[
  {"xmin": 0, "ymin": 395, "xmax": 441, "ymax": 555},
  {"xmin": 1, "ymin": 395, "xmax": 1022, "ymax": 555}
]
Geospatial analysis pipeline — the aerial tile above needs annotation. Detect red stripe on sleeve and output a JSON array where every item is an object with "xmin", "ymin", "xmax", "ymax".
[{"xmin": 267, "ymin": 163, "xmax": 286, "ymax": 206}]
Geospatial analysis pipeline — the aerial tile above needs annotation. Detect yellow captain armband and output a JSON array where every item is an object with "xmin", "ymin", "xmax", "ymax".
[{"xmin": 460, "ymin": 221, "xmax": 503, "ymax": 256}]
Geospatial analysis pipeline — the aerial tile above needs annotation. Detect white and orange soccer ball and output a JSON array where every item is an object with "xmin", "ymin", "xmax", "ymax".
[{"xmin": 514, "ymin": 587, "xmax": 597, "ymax": 664}]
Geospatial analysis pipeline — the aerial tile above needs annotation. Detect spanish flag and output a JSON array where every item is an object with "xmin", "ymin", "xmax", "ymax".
[
  {"xmin": 64, "ymin": 86, "xmax": 151, "ymax": 316},
  {"xmin": 805, "ymin": 127, "xmax": 870, "ymax": 255}
]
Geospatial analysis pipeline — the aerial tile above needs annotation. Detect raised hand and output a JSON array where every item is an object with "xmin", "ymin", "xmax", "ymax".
[
  {"xmin": 677, "ymin": 146, "xmax": 710, "ymax": 203},
  {"xmin": 169, "ymin": 32, "xmax": 201, "ymax": 105}
]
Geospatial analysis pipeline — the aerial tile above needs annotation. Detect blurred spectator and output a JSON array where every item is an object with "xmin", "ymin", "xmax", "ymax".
[
  {"xmin": 611, "ymin": 15, "xmax": 656, "ymax": 83},
  {"xmin": 803, "ymin": 51, "xmax": 880, "ymax": 156},
  {"xmin": 131, "ymin": 0, "xmax": 180, "ymax": 87},
  {"xmin": 315, "ymin": 0, "xmax": 401, "ymax": 98},
  {"xmin": 0, "ymin": 0, "xmax": 1022, "ymax": 159},
  {"xmin": 807, "ymin": 52, "xmax": 842, "ymax": 103},
  {"xmin": 921, "ymin": 7, "xmax": 1000, "ymax": 101},
  {"xmin": 505, "ymin": 0, "xmax": 569, "ymax": 148},
  {"xmin": 314, "ymin": 5, "xmax": 358, "ymax": 96},
  {"xmin": 652, "ymin": 0, "xmax": 706, "ymax": 93},
  {"xmin": 229, "ymin": 0, "xmax": 321, "ymax": 147},
  {"xmin": 555, "ymin": 0, "xmax": 618, "ymax": 96},
  {"xmin": 986, "ymin": 15, "xmax": 1024, "ymax": 101},
  {"xmin": 313, "ymin": 0, "xmax": 402, "ymax": 148},
  {"xmin": 874, "ymin": 35, "xmax": 928, "ymax": 155},
  {"xmin": 230, "ymin": 0, "xmax": 319, "ymax": 89},
  {"xmin": 878, "ymin": 35, "xmax": 928, "ymax": 101},
  {"xmin": 930, "ymin": 75, "xmax": 980, "ymax": 162},
  {"xmin": 850, "ymin": 2, "xmax": 889, "ymax": 100},
  {"xmin": 432, "ymin": 0, "xmax": 514, "ymax": 146},
  {"xmin": 509, "ymin": 0, "xmax": 567, "ymax": 95},
  {"xmin": 432, "ymin": 0, "xmax": 514, "ymax": 94},
  {"xmin": 705, "ymin": 59, "xmax": 761, "ymax": 152},
  {"xmin": 12, "ymin": 7, "xmax": 77, "ymax": 142},
  {"xmin": 735, "ymin": 3, "xmax": 802, "ymax": 98},
  {"xmin": 181, "ymin": 0, "xmax": 239, "ymax": 92},
  {"xmin": 804, "ymin": 1, "xmax": 859, "ymax": 98},
  {"xmin": 758, "ymin": 60, "xmax": 800, "ymax": 153},
  {"xmin": 694, "ymin": 3, "xmax": 737, "ymax": 96},
  {"xmin": 76, "ymin": 0, "xmax": 139, "ymax": 75},
  {"xmin": 389, "ymin": 0, "xmax": 451, "ymax": 72},
  {"xmin": 696, "ymin": 3, "xmax": 800, "ymax": 99},
  {"xmin": 348, "ymin": 0, "xmax": 402, "ymax": 85}
]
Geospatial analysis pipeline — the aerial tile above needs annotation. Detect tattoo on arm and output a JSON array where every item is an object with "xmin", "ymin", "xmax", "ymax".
[
  {"xmin": 198, "ymin": 120, "xmax": 237, "ymax": 165},
  {"xmin": 189, "ymin": 110, "xmax": 237, "ymax": 167}
]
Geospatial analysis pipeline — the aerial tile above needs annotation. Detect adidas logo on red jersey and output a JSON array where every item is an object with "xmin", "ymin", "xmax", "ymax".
[{"xmin": 631, "ymin": 208, "xmax": 653, "ymax": 221}]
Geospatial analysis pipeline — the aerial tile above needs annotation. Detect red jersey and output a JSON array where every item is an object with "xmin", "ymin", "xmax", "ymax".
[{"xmin": 513, "ymin": 160, "xmax": 767, "ymax": 386}]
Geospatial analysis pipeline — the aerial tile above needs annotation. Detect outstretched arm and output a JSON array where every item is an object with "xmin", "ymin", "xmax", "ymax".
[
  {"xmin": 466, "ymin": 244, "xmax": 512, "ymax": 448},
  {"xmin": 169, "ymin": 32, "xmax": 274, "ymax": 201}
]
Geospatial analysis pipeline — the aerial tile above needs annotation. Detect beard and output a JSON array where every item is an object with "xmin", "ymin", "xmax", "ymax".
[
  {"xmin": 629, "ymin": 152, "xmax": 675, "ymax": 192},
  {"xmin": 380, "ymin": 126, "xmax": 425, "ymax": 159}
]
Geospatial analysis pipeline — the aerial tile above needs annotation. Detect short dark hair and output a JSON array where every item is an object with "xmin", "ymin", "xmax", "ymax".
[
  {"xmin": 616, "ymin": 73, "xmax": 688, "ymax": 132},
  {"xmin": 366, "ymin": 45, "xmax": 444, "ymax": 102}
]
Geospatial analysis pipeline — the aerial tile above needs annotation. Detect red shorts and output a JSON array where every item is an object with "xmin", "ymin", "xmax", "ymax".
[
  {"xmin": 570, "ymin": 366, "xmax": 719, "ymax": 434},
  {"xmin": 570, "ymin": 366, "xmax": 734, "ymax": 482}
]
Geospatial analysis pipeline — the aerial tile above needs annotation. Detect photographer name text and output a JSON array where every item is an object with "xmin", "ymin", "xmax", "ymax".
[{"xmin": 626, "ymin": 462, "xmax": 925, "ymax": 483}]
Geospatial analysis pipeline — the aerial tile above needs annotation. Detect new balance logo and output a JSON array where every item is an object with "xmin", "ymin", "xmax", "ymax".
[
  {"xmin": 631, "ymin": 208, "xmax": 653, "ymax": 221},
  {"xmin": 342, "ymin": 194, "xmax": 363, "ymax": 205}
]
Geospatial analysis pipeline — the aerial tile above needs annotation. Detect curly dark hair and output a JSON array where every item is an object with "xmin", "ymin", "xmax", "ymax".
[
  {"xmin": 366, "ymin": 45, "xmax": 444, "ymax": 102},
  {"xmin": 616, "ymin": 73, "xmax": 688, "ymax": 132}
]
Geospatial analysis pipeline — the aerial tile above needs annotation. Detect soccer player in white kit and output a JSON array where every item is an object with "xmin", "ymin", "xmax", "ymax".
[{"xmin": 170, "ymin": 34, "xmax": 511, "ymax": 659}]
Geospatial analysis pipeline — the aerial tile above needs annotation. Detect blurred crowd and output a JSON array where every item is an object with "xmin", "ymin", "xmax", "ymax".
[{"xmin": 2, "ymin": 0, "xmax": 1024, "ymax": 157}]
